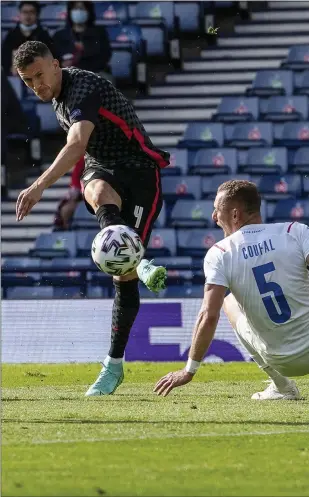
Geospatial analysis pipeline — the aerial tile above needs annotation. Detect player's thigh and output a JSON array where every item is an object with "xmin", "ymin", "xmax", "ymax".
[
  {"xmin": 271, "ymin": 349, "xmax": 309, "ymax": 377},
  {"xmin": 81, "ymin": 169, "xmax": 123, "ymax": 213},
  {"xmin": 122, "ymin": 167, "xmax": 163, "ymax": 247}
]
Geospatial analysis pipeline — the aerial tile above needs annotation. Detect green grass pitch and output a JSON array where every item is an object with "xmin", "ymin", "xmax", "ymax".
[{"xmin": 2, "ymin": 362, "xmax": 309, "ymax": 496}]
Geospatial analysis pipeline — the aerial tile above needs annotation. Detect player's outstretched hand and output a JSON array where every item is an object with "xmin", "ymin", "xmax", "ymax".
[
  {"xmin": 154, "ymin": 370, "xmax": 193, "ymax": 397},
  {"xmin": 16, "ymin": 183, "xmax": 44, "ymax": 221}
]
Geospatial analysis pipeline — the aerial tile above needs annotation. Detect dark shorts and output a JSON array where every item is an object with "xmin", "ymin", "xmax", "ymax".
[{"xmin": 80, "ymin": 165, "xmax": 163, "ymax": 248}]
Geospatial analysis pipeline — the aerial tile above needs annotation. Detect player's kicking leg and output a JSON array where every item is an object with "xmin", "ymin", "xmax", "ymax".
[
  {"xmin": 83, "ymin": 174, "xmax": 165, "ymax": 396},
  {"xmin": 223, "ymin": 292, "xmax": 300, "ymax": 400}
]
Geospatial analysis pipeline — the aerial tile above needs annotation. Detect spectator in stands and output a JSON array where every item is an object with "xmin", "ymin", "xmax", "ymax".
[
  {"xmin": 53, "ymin": 157, "xmax": 84, "ymax": 230},
  {"xmin": 2, "ymin": 1, "xmax": 54, "ymax": 75},
  {"xmin": 52, "ymin": 1, "xmax": 112, "ymax": 79}
]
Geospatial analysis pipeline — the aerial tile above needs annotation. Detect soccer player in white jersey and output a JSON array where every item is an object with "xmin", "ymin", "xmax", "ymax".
[{"xmin": 155, "ymin": 180, "xmax": 309, "ymax": 400}]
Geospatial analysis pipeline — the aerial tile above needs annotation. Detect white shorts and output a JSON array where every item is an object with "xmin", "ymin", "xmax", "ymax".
[{"xmin": 235, "ymin": 314, "xmax": 309, "ymax": 377}]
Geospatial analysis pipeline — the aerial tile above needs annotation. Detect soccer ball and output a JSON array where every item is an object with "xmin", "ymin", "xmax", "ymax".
[{"xmin": 91, "ymin": 225, "xmax": 145, "ymax": 276}]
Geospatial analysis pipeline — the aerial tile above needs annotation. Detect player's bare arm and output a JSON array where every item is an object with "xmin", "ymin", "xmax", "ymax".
[
  {"xmin": 16, "ymin": 120, "xmax": 94, "ymax": 221},
  {"xmin": 154, "ymin": 284, "xmax": 227, "ymax": 397}
]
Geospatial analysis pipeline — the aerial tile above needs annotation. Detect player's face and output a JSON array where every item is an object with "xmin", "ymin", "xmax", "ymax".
[
  {"xmin": 19, "ymin": 4, "xmax": 38, "ymax": 26},
  {"xmin": 18, "ymin": 56, "xmax": 61, "ymax": 102},
  {"xmin": 212, "ymin": 191, "xmax": 237, "ymax": 237}
]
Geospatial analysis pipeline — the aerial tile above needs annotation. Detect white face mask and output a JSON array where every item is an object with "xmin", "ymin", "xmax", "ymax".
[
  {"xmin": 20, "ymin": 22, "xmax": 37, "ymax": 32},
  {"xmin": 70, "ymin": 9, "xmax": 88, "ymax": 24}
]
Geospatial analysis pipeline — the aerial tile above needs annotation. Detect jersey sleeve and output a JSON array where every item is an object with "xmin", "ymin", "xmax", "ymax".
[
  {"xmin": 296, "ymin": 222, "xmax": 309, "ymax": 260},
  {"xmin": 203, "ymin": 246, "xmax": 229, "ymax": 288},
  {"xmin": 68, "ymin": 85, "xmax": 101, "ymax": 126}
]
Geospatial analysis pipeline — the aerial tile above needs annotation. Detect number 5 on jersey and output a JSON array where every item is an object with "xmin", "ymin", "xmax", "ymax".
[
  {"xmin": 252, "ymin": 262, "xmax": 291, "ymax": 324},
  {"xmin": 134, "ymin": 205, "xmax": 144, "ymax": 229}
]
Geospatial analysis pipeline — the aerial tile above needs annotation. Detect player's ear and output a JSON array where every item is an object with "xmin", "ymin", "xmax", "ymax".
[{"xmin": 52, "ymin": 58, "xmax": 60, "ymax": 71}]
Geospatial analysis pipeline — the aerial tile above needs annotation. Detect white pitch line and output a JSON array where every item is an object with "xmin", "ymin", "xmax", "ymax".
[{"xmin": 3, "ymin": 428, "xmax": 309, "ymax": 447}]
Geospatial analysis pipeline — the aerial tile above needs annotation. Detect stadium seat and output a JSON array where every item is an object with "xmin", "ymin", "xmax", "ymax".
[
  {"xmin": 202, "ymin": 174, "xmax": 250, "ymax": 199},
  {"xmin": 162, "ymin": 176, "xmax": 201, "ymax": 204},
  {"xmin": 174, "ymin": 2, "xmax": 201, "ymax": 33},
  {"xmin": 241, "ymin": 147, "xmax": 288, "ymax": 174},
  {"xmin": 227, "ymin": 122, "xmax": 273, "ymax": 148},
  {"xmin": 256, "ymin": 175, "xmax": 302, "ymax": 201},
  {"xmin": 133, "ymin": 2, "xmax": 175, "ymax": 32},
  {"xmin": 53, "ymin": 286, "xmax": 84, "ymax": 299},
  {"xmin": 282, "ymin": 45, "xmax": 309, "ymax": 71},
  {"xmin": 8, "ymin": 76, "xmax": 23, "ymax": 100},
  {"xmin": 276, "ymin": 122, "xmax": 309, "ymax": 148},
  {"xmin": 72, "ymin": 203, "xmax": 98, "ymax": 230},
  {"xmin": 303, "ymin": 176, "xmax": 309, "ymax": 195},
  {"xmin": 146, "ymin": 228, "xmax": 177, "ymax": 257},
  {"xmin": 76, "ymin": 230, "xmax": 98, "ymax": 257},
  {"xmin": 162, "ymin": 148, "xmax": 188, "ymax": 175},
  {"xmin": 36, "ymin": 103, "xmax": 60, "ymax": 133},
  {"xmin": 179, "ymin": 123, "xmax": 224, "ymax": 149},
  {"xmin": 106, "ymin": 24, "xmax": 144, "ymax": 55},
  {"xmin": 6, "ymin": 286, "xmax": 53, "ymax": 299},
  {"xmin": 270, "ymin": 199, "xmax": 309, "ymax": 223},
  {"xmin": 2, "ymin": 257, "xmax": 42, "ymax": 286},
  {"xmin": 152, "ymin": 256, "xmax": 193, "ymax": 269},
  {"xmin": 40, "ymin": 3, "xmax": 67, "ymax": 25},
  {"xmin": 190, "ymin": 148, "xmax": 238, "ymax": 175},
  {"xmin": 110, "ymin": 46, "xmax": 135, "ymax": 84},
  {"xmin": 29, "ymin": 232, "xmax": 77, "ymax": 258},
  {"xmin": 247, "ymin": 70, "xmax": 293, "ymax": 97},
  {"xmin": 177, "ymin": 229, "xmax": 223, "ymax": 257},
  {"xmin": 296, "ymin": 70, "xmax": 309, "ymax": 96},
  {"xmin": 87, "ymin": 285, "xmax": 109, "ymax": 298},
  {"xmin": 213, "ymin": 97, "xmax": 259, "ymax": 123},
  {"xmin": 292, "ymin": 147, "xmax": 309, "ymax": 174},
  {"xmin": 170, "ymin": 200, "xmax": 215, "ymax": 228},
  {"xmin": 1, "ymin": 3, "xmax": 19, "ymax": 28},
  {"xmin": 154, "ymin": 201, "xmax": 167, "ymax": 228},
  {"xmin": 95, "ymin": 2, "xmax": 128, "ymax": 22},
  {"xmin": 264, "ymin": 96, "xmax": 308, "ymax": 122}
]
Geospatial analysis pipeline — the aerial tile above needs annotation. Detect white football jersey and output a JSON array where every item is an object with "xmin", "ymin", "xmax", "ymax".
[{"xmin": 204, "ymin": 222, "xmax": 309, "ymax": 359}]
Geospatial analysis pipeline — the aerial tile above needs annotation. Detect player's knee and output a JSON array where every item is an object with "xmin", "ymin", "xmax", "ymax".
[{"xmin": 92, "ymin": 182, "xmax": 121, "ymax": 211}]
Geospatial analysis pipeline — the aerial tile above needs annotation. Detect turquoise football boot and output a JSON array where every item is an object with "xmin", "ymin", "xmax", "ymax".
[{"xmin": 85, "ymin": 358, "xmax": 124, "ymax": 396}]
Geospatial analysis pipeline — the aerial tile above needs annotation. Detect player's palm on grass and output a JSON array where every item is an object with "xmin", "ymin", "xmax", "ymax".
[{"xmin": 154, "ymin": 370, "xmax": 193, "ymax": 397}]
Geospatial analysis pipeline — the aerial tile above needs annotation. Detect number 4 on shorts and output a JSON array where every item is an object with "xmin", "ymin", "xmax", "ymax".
[{"xmin": 134, "ymin": 205, "xmax": 144, "ymax": 229}]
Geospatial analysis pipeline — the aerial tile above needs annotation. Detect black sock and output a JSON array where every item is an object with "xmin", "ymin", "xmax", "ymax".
[
  {"xmin": 96, "ymin": 204, "xmax": 126, "ymax": 230},
  {"xmin": 109, "ymin": 279, "xmax": 140, "ymax": 359}
]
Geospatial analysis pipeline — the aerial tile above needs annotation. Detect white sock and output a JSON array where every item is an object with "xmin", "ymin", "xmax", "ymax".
[
  {"xmin": 262, "ymin": 365, "xmax": 291, "ymax": 391},
  {"xmin": 105, "ymin": 355, "xmax": 123, "ymax": 365}
]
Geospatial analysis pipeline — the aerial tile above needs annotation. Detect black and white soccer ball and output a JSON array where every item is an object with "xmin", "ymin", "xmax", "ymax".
[{"xmin": 91, "ymin": 225, "xmax": 145, "ymax": 276}]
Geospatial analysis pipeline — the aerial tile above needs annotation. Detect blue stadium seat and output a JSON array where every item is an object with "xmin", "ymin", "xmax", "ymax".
[
  {"xmin": 190, "ymin": 148, "xmax": 238, "ymax": 175},
  {"xmin": 282, "ymin": 45, "xmax": 309, "ymax": 71},
  {"xmin": 162, "ymin": 176, "xmax": 201, "ymax": 203},
  {"xmin": 53, "ymin": 286, "xmax": 84, "ymax": 299},
  {"xmin": 162, "ymin": 148, "xmax": 188, "ymax": 175},
  {"xmin": 174, "ymin": 2, "xmax": 201, "ymax": 33},
  {"xmin": 2, "ymin": 257, "xmax": 42, "ymax": 286},
  {"xmin": 36, "ymin": 103, "xmax": 60, "ymax": 132},
  {"xmin": 292, "ymin": 147, "xmax": 309, "ymax": 174},
  {"xmin": 276, "ymin": 122, "xmax": 309, "ymax": 148},
  {"xmin": 110, "ymin": 46, "xmax": 135, "ymax": 83},
  {"xmin": 242, "ymin": 147, "xmax": 288, "ymax": 174},
  {"xmin": 247, "ymin": 70, "xmax": 293, "ymax": 96},
  {"xmin": 303, "ymin": 176, "xmax": 309, "ymax": 194},
  {"xmin": 76, "ymin": 230, "xmax": 98, "ymax": 257},
  {"xmin": 49, "ymin": 257, "xmax": 93, "ymax": 271},
  {"xmin": 133, "ymin": 2, "xmax": 175, "ymax": 32},
  {"xmin": 29, "ymin": 232, "xmax": 77, "ymax": 258},
  {"xmin": 1, "ymin": 3, "xmax": 19, "ymax": 27},
  {"xmin": 228, "ymin": 122, "xmax": 273, "ymax": 148},
  {"xmin": 106, "ymin": 24, "xmax": 143, "ymax": 55},
  {"xmin": 87, "ymin": 285, "xmax": 109, "ymax": 298},
  {"xmin": 95, "ymin": 2, "xmax": 128, "ymax": 22},
  {"xmin": 153, "ymin": 256, "xmax": 193, "ymax": 269},
  {"xmin": 179, "ymin": 123, "xmax": 224, "ymax": 149},
  {"xmin": 177, "ymin": 229, "xmax": 223, "ymax": 257},
  {"xmin": 8, "ymin": 76, "xmax": 23, "ymax": 100},
  {"xmin": 7, "ymin": 286, "xmax": 53, "ymax": 299},
  {"xmin": 146, "ymin": 228, "xmax": 177, "ymax": 257},
  {"xmin": 170, "ymin": 200, "xmax": 215, "ymax": 228},
  {"xmin": 296, "ymin": 70, "xmax": 309, "ymax": 95},
  {"xmin": 256, "ymin": 175, "xmax": 302, "ymax": 201},
  {"xmin": 72, "ymin": 203, "xmax": 98, "ymax": 230},
  {"xmin": 154, "ymin": 200, "xmax": 167, "ymax": 228},
  {"xmin": 202, "ymin": 174, "xmax": 250, "ymax": 199},
  {"xmin": 214, "ymin": 97, "xmax": 259, "ymax": 123},
  {"xmin": 40, "ymin": 3, "xmax": 67, "ymax": 24},
  {"xmin": 264, "ymin": 96, "xmax": 308, "ymax": 122},
  {"xmin": 270, "ymin": 199, "xmax": 309, "ymax": 223}
]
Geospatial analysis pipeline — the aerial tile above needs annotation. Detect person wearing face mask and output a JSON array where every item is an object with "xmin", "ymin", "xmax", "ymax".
[
  {"xmin": 53, "ymin": 1, "xmax": 112, "ymax": 79},
  {"xmin": 2, "ymin": 1, "xmax": 54, "ymax": 76}
]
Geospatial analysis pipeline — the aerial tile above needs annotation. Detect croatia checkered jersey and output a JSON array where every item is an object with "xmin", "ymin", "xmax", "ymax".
[
  {"xmin": 52, "ymin": 68, "xmax": 170, "ymax": 170},
  {"xmin": 204, "ymin": 222, "xmax": 309, "ymax": 342}
]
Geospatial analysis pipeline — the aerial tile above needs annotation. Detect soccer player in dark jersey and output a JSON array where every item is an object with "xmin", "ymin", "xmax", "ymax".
[{"xmin": 14, "ymin": 41, "xmax": 170, "ymax": 396}]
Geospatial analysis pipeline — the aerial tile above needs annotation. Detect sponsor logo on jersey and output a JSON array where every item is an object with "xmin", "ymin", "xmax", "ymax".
[
  {"xmin": 70, "ymin": 109, "xmax": 82, "ymax": 120},
  {"xmin": 83, "ymin": 171, "xmax": 95, "ymax": 181}
]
